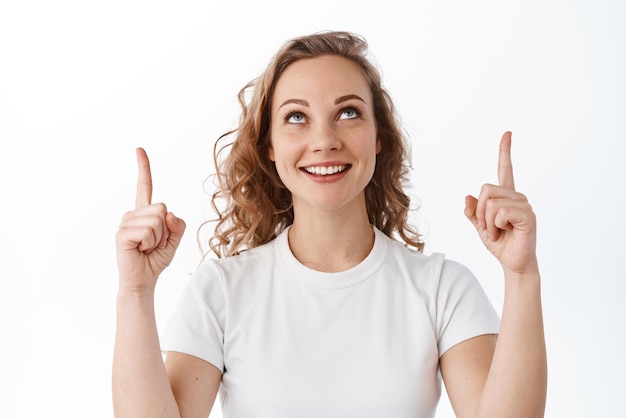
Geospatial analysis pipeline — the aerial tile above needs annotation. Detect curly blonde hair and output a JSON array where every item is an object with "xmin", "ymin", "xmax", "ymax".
[{"xmin": 206, "ymin": 31, "xmax": 423, "ymax": 257}]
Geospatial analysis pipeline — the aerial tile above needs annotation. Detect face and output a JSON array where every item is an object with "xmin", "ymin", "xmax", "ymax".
[{"xmin": 268, "ymin": 55, "xmax": 381, "ymax": 217}]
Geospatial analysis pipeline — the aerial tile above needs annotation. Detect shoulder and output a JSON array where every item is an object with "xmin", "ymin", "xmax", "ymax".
[
  {"xmin": 379, "ymin": 233, "xmax": 482, "ymax": 297},
  {"xmin": 190, "ymin": 237, "xmax": 281, "ymax": 297},
  {"xmin": 200, "ymin": 229, "xmax": 284, "ymax": 270},
  {"xmin": 381, "ymin": 233, "xmax": 467, "ymax": 279},
  {"xmin": 211, "ymin": 239, "xmax": 277, "ymax": 273}
]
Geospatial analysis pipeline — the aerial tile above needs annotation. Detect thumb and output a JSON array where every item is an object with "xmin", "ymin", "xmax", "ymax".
[
  {"xmin": 165, "ymin": 212, "xmax": 186, "ymax": 249},
  {"xmin": 464, "ymin": 195, "xmax": 479, "ymax": 229}
]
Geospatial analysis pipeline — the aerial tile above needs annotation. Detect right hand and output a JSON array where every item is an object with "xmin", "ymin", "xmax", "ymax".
[{"xmin": 115, "ymin": 148, "xmax": 186, "ymax": 293}]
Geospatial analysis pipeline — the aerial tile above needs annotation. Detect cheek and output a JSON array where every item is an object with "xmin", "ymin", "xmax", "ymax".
[
  {"xmin": 266, "ymin": 142, "xmax": 286, "ymax": 176},
  {"xmin": 273, "ymin": 160, "xmax": 294, "ymax": 192}
]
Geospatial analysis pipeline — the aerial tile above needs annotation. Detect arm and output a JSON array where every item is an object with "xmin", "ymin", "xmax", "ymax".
[
  {"xmin": 441, "ymin": 132, "xmax": 547, "ymax": 418},
  {"xmin": 165, "ymin": 352, "xmax": 222, "ymax": 417},
  {"xmin": 441, "ymin": 274, "xmax": 546, "ymax": 418},
  {"xmin": 113, "ymin": 148, "xmax": 221, "ymax": 418},
  {"xmin": 113, "ymin": 287, "xmax": 181, "ymax": 418}
]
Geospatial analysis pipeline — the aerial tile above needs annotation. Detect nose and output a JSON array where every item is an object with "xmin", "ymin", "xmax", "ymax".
[{"xmin": 310, "ymin": 121, "xmax": 341, "ymax": 152}]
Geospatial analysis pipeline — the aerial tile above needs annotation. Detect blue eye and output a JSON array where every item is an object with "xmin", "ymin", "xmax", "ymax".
[
  {"xmin": 286, "ymin": 112, "xmax": 306, "ymax": 124},
  {"xmin": 339, "ymin": 107, "xmax": 360, "ymax": 120}
]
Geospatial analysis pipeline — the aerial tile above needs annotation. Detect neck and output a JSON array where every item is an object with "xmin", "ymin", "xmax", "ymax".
[{"xmin": 288, "ymin": 205, "xmax": 374, "ymax": 273}]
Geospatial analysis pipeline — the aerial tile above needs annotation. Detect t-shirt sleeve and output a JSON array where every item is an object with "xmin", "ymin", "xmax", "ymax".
[
  {"xmin": 160, "ymin": 261, "xmax": 227, "ymax": 372},
  {"xmin": 432, "ymin": 254, "xmax": 500, "ymax": 356}
]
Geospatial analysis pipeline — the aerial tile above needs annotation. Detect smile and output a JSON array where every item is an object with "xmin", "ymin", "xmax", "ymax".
[{"xmin": 302, "ymin": 165, "xmax": 349, "ymax": 176}]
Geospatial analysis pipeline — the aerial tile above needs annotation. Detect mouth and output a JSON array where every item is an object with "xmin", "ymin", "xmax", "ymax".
[{"xmin": 301, "ymin": 164, "xmax": 350, "ymax": 176}]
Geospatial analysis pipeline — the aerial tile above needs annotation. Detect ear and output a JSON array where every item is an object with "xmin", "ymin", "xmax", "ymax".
[
  {"xmin": 376, "ymin": 138, "xmax": 382, "ymax": 154},
  {"xmin": 268, "ymin": 144, "xmax": 275, "ymax": 161}
]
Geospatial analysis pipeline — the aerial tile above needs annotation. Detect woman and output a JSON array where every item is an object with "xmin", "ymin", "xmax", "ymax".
[{"xmin": 114, "ymin": 31, "xmax": 546, "ymax": 418}]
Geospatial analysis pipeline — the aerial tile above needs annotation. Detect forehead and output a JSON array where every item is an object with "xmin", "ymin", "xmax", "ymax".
[{"xmin": 272, "ymin": 55, "xmax": 372, "ymax": 107}]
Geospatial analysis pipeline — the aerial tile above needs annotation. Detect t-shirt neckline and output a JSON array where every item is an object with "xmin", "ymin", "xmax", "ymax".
[{"xmin": 275, "ymin": 225, "xmax": 388, "ymax": 289}]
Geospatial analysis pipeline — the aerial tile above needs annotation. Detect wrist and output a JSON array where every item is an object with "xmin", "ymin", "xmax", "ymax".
[
  {"xmin": 502, "ymin": 266, "xmax": 542, "ymax": 298},
  {"xmin": 501, "ymin": 254, "xmax": 540, "ymax": 279},
  {"xmin": 117, "ymin": 283, "xmax": 156, "ymax": 305}
]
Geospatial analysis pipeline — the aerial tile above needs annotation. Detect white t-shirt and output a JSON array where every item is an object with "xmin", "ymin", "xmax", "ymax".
[{"xmin": 162, "ymin": 226, "xmax": 500, "ymax": 418}]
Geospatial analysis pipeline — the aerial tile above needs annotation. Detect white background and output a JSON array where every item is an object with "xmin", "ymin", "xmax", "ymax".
[{"xmin": 1, "ymin": 0, "xmax": 624, "ymax": 417}]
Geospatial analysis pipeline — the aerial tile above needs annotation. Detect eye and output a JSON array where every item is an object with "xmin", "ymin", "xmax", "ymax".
[
  {"xmin": 338, "ymin": 107, "xmax": 361, "ymax": 120},
  {"xmin": 285, "ymin": 112, "xmax": 306, "ymax": 124}
]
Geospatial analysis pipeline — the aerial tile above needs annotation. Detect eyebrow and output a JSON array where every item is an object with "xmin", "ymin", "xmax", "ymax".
[
  {"xmin": 277, "ymin": 94, "xmax": 367, "ymax": 110},
  {"xmin": 335, "ymin": 94, "xmax": 367, "ymax": 105},
  {"xmin": 278, "ymin": 98, "xmax": 309, "ymax": 109}
]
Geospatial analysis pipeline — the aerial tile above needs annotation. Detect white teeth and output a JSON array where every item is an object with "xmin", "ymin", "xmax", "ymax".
[{"xmin": 304, "ymin": 165, "xmax": 347, "ymax": 175}]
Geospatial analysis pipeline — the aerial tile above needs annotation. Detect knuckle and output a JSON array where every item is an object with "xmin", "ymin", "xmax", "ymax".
[
  {"xmin": 147, "ymin": 215, "xmax": 163, "ymax": 230},
  {"xmin": 121, "ymin": 210, "xmax": 136, "ymax": 222},
  {"xmin": 140, "ymin": 228, "xmax": 156, "ymax": 246},
  {"xmin": 153, "ymin": 202, "xmax": 167, "ymax": 214},
  {"xmin": 115, "ymin": 228, "xmax": 125, "ymax": 243}
]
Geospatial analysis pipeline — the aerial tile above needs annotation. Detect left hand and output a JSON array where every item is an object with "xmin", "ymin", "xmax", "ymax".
[{"xmin": 464, "ymin": 132, "xmax": 538, "ymax": 276}]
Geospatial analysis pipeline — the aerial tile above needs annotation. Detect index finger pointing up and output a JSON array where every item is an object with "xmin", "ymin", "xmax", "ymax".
[
  {"xmin": 497, "ymin": 131, "xmax": 516, "ymax": 190},
  {"xmin": 135, "ymin": 147, "xmax": 153, "ymax": 209}
]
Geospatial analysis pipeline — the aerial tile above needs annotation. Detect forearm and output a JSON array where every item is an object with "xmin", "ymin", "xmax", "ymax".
[
  {"xmin": 477, "ymin": 269, "xmax": 547, "ymax": 418},
  {"xmin": 113, "ymin": 289, "xmax": 181, "ymax": 418}
]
